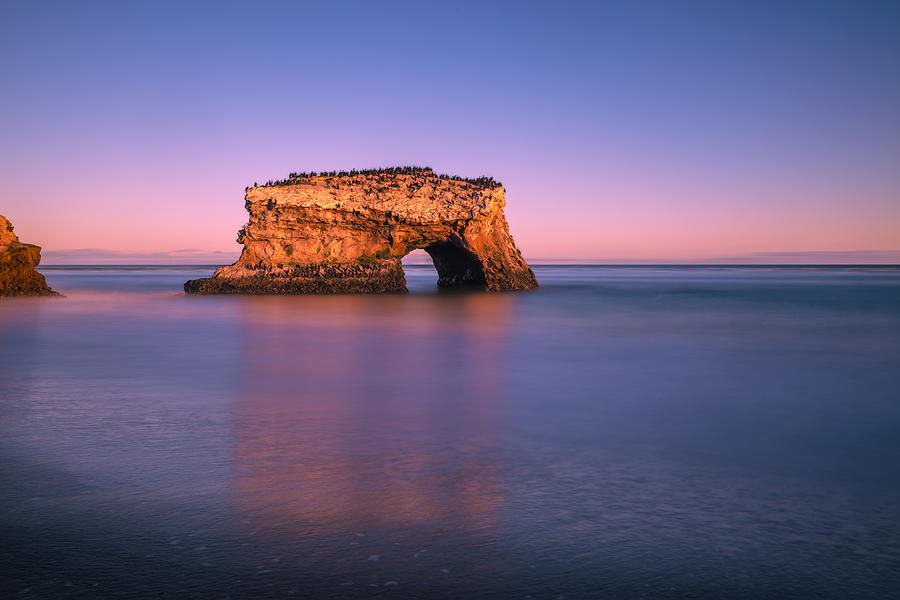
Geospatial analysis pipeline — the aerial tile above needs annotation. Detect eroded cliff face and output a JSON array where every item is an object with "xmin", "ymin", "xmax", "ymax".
[
  {"xmin": 0, "ymin": 214, "xmax": 58, "ymax": 296},
  {"xmin": 185, "ymin": 170, "xmax": 538, "ymax": 294}
]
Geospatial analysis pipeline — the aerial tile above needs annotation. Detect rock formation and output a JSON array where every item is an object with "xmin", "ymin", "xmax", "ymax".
[
  {"xmin": 185, "ymin": 168, "xmax": 538, "ymax": 294},
  {"xmin": 0, "ymin": 214, "xmax": 58, "ymax": 296}
]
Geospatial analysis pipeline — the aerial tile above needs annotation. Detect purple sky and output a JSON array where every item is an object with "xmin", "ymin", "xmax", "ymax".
[{"xmin": 2, "ymin": 1, "xmax": 899, "ymax": 264}]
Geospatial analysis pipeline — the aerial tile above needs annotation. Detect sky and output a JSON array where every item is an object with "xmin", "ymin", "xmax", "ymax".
[{"xmin": 1, "ymin": 0, "xmax": 898, "ymax": 264}]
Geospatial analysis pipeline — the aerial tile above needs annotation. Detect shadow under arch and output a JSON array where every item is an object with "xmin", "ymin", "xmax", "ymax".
[
  {"xmin": 423, "ymin": 241, "xmax": 487, "ymax": 288},
  {"xmin": 403, "ymin": 243, "xmax": 487, "ymax": 291}
]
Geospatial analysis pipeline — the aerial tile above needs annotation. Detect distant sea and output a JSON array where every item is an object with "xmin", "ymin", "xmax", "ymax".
[{"xmin": 2, "ymin": 265, "xmax": 899, "ymax": 598}]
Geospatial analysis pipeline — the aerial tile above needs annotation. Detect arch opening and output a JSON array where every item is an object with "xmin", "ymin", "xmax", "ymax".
[
  {"xmin": 423, "ymin": 242, "xmax": 486, "ymax": 289},
  {"xmin": 400, "ymin": 244, "xmax": 487, "ymax": 292}
]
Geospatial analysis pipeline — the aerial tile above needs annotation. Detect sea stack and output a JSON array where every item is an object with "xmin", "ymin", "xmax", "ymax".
[
  {"xmin": 0, "ymin": 214, "xmax": 58, "ymax": 297},
  {"xmin": 185, "ymin": 167, "xmax": 538, "ymax": 294}
]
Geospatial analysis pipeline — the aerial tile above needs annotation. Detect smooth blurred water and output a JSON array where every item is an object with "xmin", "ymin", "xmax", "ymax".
[{"xmin": 2, "ymin": 265, "xmax": 899, "ymax": 598}]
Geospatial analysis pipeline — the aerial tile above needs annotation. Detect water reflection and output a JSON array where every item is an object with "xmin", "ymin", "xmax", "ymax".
[
  {"xmin": 3, "ymin": 267, "xmax": 900, "ymax": 598},
  {"xmin": 230, "ymin": 294, "xmax": 513, "ymax": 579}
]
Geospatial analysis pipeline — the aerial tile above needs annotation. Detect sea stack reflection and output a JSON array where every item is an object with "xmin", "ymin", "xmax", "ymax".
[{"xmin": 185, "ymin": 167, "xmax": 538, "ymax": 294}]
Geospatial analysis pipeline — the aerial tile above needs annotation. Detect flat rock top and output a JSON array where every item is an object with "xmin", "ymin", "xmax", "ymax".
[{"xmin": 249, "ymin": 174, "xmax": 502, "ymax": 221}]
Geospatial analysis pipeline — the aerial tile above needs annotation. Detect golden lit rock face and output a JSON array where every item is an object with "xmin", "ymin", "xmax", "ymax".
[
  {"xmin": 0, "ymin": 214, "xmax": 58, "ymax": 297},
  {"xmin": 185, "ymin": 170, "xmax": 538, "ymax": 294}
]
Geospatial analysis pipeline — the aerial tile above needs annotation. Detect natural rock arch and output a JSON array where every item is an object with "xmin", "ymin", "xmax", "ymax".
[{"xmin": 185, "ymin": 168, "xmax": 537, "ymax": 294}]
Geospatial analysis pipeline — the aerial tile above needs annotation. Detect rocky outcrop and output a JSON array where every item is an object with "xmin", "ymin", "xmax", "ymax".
[
  {"xmin": 0, "ymin": 214, "xmax": 58, "ymax": 296},
  {"xmin": 185, "ymin": 168, "xmax": 538, "ymax": 294}
]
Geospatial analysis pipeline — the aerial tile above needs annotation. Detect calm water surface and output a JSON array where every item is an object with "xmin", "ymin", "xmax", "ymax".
[{"xmin": 1, "ymin": 265, "xmax": 899, "ymax": 598}]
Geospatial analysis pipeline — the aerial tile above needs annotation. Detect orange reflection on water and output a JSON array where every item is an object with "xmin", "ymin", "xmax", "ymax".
[{"xmin": 230, "ymin": 293, "xmax": 513, "ymax": 543}]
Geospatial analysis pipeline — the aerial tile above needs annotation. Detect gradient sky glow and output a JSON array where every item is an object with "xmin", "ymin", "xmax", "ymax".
[{"xmin": 2, "ymin": 0, "xmax": 899, "ymax": 263}]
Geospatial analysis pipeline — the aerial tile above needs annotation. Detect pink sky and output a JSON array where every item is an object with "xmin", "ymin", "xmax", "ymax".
[
  {"xmin": 5, "ymin": 170, "xmax": 900, "ymax": 265},
  {"xmin": 5, "ymin": 160, "xmax": 898, "ymax": 265}
]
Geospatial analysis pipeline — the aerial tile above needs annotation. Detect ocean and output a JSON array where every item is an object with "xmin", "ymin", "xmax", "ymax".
[{"xmin": 1, "ymin": 265, "xmax": 899, "ymax": 598}]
